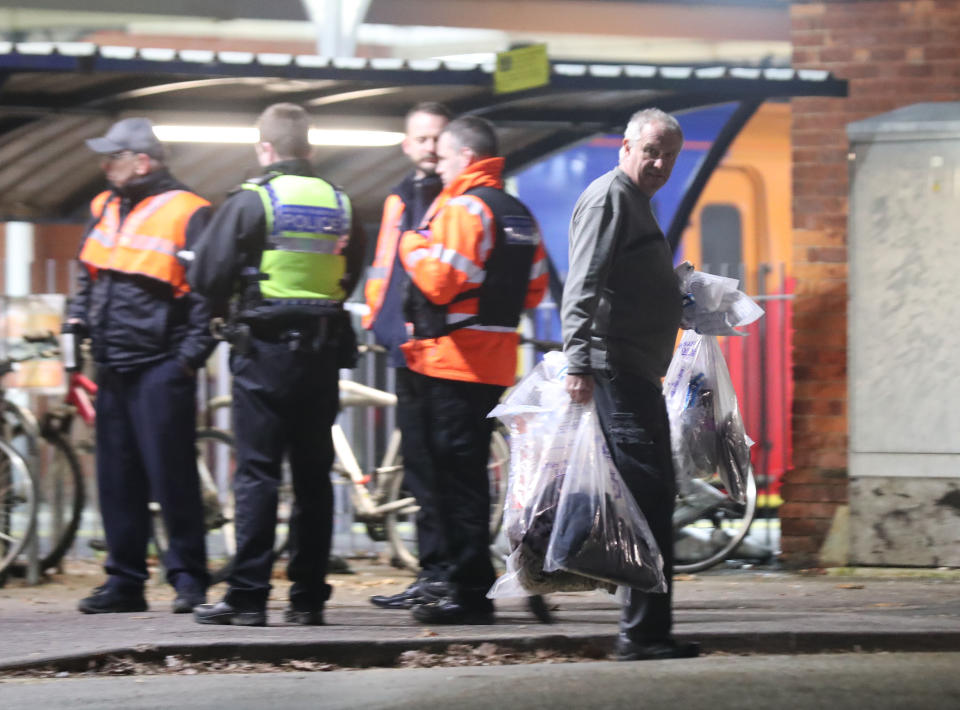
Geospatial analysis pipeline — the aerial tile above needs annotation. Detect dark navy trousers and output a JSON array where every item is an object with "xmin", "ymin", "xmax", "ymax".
[
  {"xmin": 394, "ymin": 367, "xmax": 448, "ymax": 580},
  {"xmin": 593, "ymin": 368, "xmax": 676, "ymax": 643},
  {"xmin": 225, "ymin": 338, "xmax": 339, "ymax": 611},
  {"xmin": 95, "ymin": 358, "xmax": 208, "ymax": 596},
  {"xmin": 407, "ymin": 371, "xmax": 504, "ymax": 608}
]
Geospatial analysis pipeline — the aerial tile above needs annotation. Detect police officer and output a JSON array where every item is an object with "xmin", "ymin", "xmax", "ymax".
[
  {"xmin": 72, "ymin": 118, "xmax": 215, "ymax": 615},
  {"xmin": 188, "ymin": 103, "xmax": 366, "ymax": 626},
  {"xmin": 365, "ymin": 102, "xmax": 452, "ymax": 610}
]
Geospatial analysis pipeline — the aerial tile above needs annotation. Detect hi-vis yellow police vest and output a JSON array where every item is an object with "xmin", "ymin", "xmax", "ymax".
[{"xmin": 242, "ymin": 174, "xmax": 351, "ymax": 305}]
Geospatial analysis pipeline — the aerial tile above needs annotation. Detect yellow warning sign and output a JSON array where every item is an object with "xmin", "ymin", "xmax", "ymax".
[{"xmin": 494, "ymin": 44, "xmax": 550, "ymax": 94}]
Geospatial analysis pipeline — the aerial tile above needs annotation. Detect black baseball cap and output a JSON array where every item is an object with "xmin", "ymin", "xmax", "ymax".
[{"xmin": 86, "ymin": 118, "xmax": 165, "ymax": 159}]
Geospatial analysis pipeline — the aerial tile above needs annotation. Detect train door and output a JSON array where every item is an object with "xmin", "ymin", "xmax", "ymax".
[{"xmin": 680, "ymin": 103, "xmax": 794, "ymax": 506}]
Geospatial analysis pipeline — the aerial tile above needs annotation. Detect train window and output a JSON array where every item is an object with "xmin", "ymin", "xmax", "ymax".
[{"xmin": 700, "ymin": 203, "xmax": 743, "ymax": 272}]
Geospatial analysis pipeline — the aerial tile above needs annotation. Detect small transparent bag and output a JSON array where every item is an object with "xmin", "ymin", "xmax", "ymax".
[{"xmin": 663, "ymin": 330, "xmax": 753, "ymax": 503}]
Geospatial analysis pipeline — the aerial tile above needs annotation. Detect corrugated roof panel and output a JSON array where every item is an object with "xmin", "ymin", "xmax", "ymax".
[{"xmin": 0, "ymin": 43, "xmax": 847, "ymax": 221}]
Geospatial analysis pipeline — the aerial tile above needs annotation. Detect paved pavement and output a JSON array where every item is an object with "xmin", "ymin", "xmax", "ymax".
[{"xmin": 1, "ymin": 558, "xmax": 958, "ymax": 672}]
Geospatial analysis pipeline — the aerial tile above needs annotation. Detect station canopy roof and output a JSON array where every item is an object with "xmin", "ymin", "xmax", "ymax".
[{"xmin": 0, "ymin": 42, "xmax": 847, "ymax": 226}]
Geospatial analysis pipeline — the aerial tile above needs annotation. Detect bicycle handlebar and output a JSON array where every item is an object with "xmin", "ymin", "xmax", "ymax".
[
  {"xmin": 519, "ymin": 335, "xmax": 563, "ymax": 352},
  {"xmin": 357, "ymin": 343, "xmax": 388, "ymax": 355}
]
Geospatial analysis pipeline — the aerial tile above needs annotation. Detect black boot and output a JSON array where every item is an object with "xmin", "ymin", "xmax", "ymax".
[
  {"xmin": 411, "ymin": 596, "xmax": 494, "ymax": 625},
  {"xmin": 78, "ymin": 585, "xmax": 148, "ymax": 614},
  {"xmin": 194, "ymin": 600, "xmax": 267, "ymax": 627},
  {"xmin": 615, "ymin": 636, "xmax": 700, "ymax": 661},
  {"xmin": 370, "ymin": 578, "xmax": 448, "ymax": 610}
]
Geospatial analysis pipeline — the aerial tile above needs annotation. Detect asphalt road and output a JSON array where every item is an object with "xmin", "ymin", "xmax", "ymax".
[{"xmin": 2, "ymin": 652, "xmax": 959, "ymax": 710}]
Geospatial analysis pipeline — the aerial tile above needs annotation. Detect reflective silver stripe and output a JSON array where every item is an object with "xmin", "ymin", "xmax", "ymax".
[
  {"xmin": 428, "ymin": 244, "xmax": 485, "ymax": 284},
  {"xmin": 269, "ymin": 235, "xmax": 340, "ymax": 254},
  {"xmin": 87, "ymin": 227, "xmax": 116, "ymax": 248},
  {"xmin": 448, "ymin": 195, "xmax": 495, "ymax": 261},
  {"xmin": 121, "ymin": 232, "xmax": 180, "ymax": 257},
  {"xmin": 404, "ymin": 247, "xmax": 431, "ymax": 268},
  {"xmin": 461, "ymin": 324, "xmax": 517, "ymax": 333},
  {"xmin": 529, "ymin": 259, "xmax": 548, "ymax": 280},
  {"xmin": 446, "ymin": 312, "xmax": 476, "ymax": 325},
  {"xmin": 120, "ymin": 190, "xmax": 187, "ymax": 238},
  {"xmin": 366, "ymin": 266, "xmax": 388, "ymax": 279}
]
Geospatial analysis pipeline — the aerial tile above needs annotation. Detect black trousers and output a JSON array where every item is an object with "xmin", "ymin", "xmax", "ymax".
[
  {"xmin": 394, "ymin": 367, "xmax": 447, "ymax": 579},
  {"xmin": 226, "ymin": 337, "xmax": 339, "ymax": 611},
  {"xmin": 95, "ymin": 358, "xmax": 207, "ymax": 596},
  {"xmin": 593, "ymin": 368, "xmax": 676, "ymax": 643},
  {"xmin": 408, "ymin": 371, "xmax": 504, "ymax": 607}
]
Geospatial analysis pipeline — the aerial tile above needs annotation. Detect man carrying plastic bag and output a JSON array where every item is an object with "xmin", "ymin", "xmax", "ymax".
[{"xmin": 559, "ymin": 108, "xmax": 698, "ymax": 661}]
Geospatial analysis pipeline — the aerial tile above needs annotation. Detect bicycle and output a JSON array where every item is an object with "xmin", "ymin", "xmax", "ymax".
[
  {"xmin": 197, "ymin": 357, "xmax": 510, "ymax": 577},
  {"xmin": 673, "ymin": 467, "xmax": 758, "ymax": 573},
  {"xmin": 0, "ymin": 333, "xmax": 82, "ymax": 579},
  {"xmin": 1, "ymin": 337, "xmax": 242, "ymax": 582}
]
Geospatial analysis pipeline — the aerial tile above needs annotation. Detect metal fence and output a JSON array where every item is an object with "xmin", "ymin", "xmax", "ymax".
[{"xmin": 2, "ymin": 257, "xmax": 794, "ymax": 564}]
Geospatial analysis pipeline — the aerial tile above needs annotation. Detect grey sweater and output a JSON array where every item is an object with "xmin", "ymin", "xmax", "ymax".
[{"xmin": 561, "ymin": 167, "xmax": 682, "ymax": 385}]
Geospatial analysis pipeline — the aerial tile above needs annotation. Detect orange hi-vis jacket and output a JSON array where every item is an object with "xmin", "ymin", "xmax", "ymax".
[
  {"xmin": 80, "ymin": 189, "xmax": 210, "ymax": 296},
  {"xmin": 362, "ymin": 192, "xmax": 405, "ymax": 330},
  {"xmin": 398, "ymin": 157, "xmax": 548, "ymax": 387}
]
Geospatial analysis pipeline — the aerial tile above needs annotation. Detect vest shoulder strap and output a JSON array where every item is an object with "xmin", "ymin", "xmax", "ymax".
[{"xmin": 462, "ymin": 186, "xmax": 529, "ymax": 219}]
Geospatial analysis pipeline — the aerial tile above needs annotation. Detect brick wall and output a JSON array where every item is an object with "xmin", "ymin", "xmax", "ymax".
[
  {"xmin": 785, "ymin": 0, "xmax": 960, "ymax": 567},
  {"xmin": 0, "ymin": 223, "xmax": 84, "ymax": 296}
]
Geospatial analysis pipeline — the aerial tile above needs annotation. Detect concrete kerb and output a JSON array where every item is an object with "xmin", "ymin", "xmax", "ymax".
[
  {"xmin": 3, "ymin": 565, "xmax": 959, "ymax": 675},
  {"xmin": 3, "ymin": 630, "xmax": 960, "ymax": 675}
]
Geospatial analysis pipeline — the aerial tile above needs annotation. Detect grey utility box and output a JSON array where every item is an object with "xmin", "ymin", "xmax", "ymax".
[{"xmin": 847, "ymin": 103, "xmax": 960, "ymax": 566}]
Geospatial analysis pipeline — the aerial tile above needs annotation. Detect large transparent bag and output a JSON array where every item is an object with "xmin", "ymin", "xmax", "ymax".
[
  {"xmin": 542, "ymin": 403, "xmax": 667, "ymax": 593},
  {"xmin": 488, "ymin": 353, "xmax": 615, "ymax": 598},
  {"xmin": 663, "ymin": 330, "xmax": 753, "ymax": 503},
  {"xmin": 488, "ymin": 351, "xmax": 571, "ymax": 548}
]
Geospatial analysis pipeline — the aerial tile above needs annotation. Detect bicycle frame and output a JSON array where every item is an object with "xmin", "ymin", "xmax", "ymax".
[
  {"xmin": 203, "ymin": 379, "xmax": 416, "ymax": 522},
  {"xmin": 65, "ymin": 373, "xmax": 97, "ymax": 427},
  {"xmin": 332, "ymin": 380, "xmax": 414, "ymax": 521}
]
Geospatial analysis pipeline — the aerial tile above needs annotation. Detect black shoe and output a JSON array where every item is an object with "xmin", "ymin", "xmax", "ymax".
[
  {"xmin": 284, "ymin": 606, "xmax": 324, "ymax": 625},
  {"xmin": 370, "ymin": 577, "xmax": 448, "ymax": 609},
  {"xmin": 78, "ymin": 585, "xmax": 148, "ymax": 614},
  {"xmin": 411, "ymin": 597, "xmax": 494, "ymax": 625},
  {"xmin": 172, "ymin": 593, "xmax": 206, "ymax": 614},
  {"xmin": 370, "ymin": 580, "xmax": 424, "ymax": 610},
  {"xmin": 193, "ymin": 600, "xmax": 266, "ymax": 627},
  {"xmin": 615, "ymin": 636, "xmax": 700, "ymax": 661},
  {"xmin": 418, "ymin": 579, "xmax": 450, "ymax": 602}
]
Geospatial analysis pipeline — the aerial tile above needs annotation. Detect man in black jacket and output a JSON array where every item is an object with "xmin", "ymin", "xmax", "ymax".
[
  {"xmin": 189, "ymin": 103, "xmax": 365, "ymax": 626},
  {"xmin": 364, "ymin": 102, "xmax": 452, "ymax": 609},
  {"xmin": 71, "ymin": 117, "xmax": 216, "ymax": 615}
]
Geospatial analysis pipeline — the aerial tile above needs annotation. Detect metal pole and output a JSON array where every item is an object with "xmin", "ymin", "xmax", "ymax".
[{"xmin": 5, "ymin": 221, "xmax": 40, "ymax": 584}]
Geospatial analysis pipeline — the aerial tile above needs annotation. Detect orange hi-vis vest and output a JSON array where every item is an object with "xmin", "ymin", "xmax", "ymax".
[
  {"xmin": 80, "ymin": 189, "xmax": 210, "ymax": 296},
  {"xmin": 398, "ymin": 158, "xmax": 548, "ymax": 387},
  {"xmin": 362, "ymin": 192, "xmax": 405, "ymax": 329}
]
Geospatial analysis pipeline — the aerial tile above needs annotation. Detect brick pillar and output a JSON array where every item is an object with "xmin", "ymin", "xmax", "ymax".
[{"xmin": 784, "ymin": 0, "xmax": 960, "ymax": 567}]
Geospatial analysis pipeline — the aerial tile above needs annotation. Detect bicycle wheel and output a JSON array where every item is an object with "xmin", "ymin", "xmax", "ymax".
[
  {"xmin": 673, "ymin": 465, "xmax": 758, "ymax": 574},
  {"xmin": 27, "ymin": 429, "xmax": 85, "ymax": 573},
  {"xmin": 2, "ymin": 402, "xmax": 87, "ymax": 576},
  {"xmin": 384, "ymin": 428, "xmax": 510, "ymax": 572},
  {"xmin": 0, "ymin": 438, "xmax": 37, "ymax": 576},
  {"xmin": 152, "ymin": 428, "xmax": 240, "ymax": 584},
  {"xmin": 194, "ymin": 428, "xmax": 238, "ymax": 583}
]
